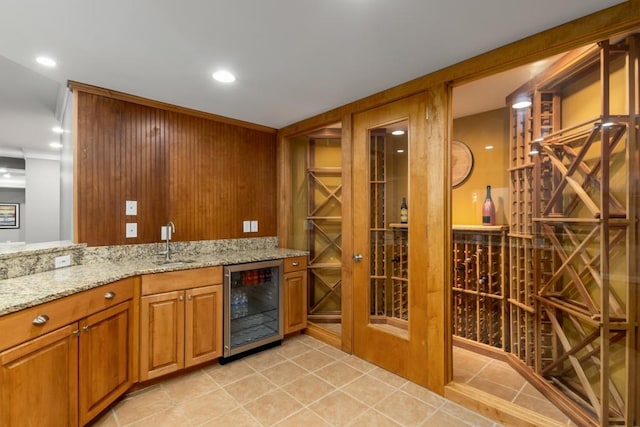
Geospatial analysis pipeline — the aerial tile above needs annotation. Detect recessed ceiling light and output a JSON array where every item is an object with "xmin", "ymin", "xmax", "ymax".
[
  {"xmin": 49, "ymin": 142, "xmax": 63, "ymax": 149},
  {"xmin": 52, "ymin": 126, "xmax": 64, "ymax": 134},
  {"xmin": 391, "ymin": 130, "xmax": 405, "ymax": 136},
  {"xmin": 212, "ymin": 70, "xmax": 236, "ymax": 83},
  {"xmin": 36, "ymin": 56, "xmax": 57, "ymax": 67}
]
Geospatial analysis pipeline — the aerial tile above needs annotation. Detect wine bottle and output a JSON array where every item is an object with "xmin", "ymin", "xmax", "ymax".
[
  {"xmin": 400, "ymin": 197, "xmax": 408, "ymax": 224},
  {"xmin": 482, "ymin": 185, "xmax": 495, "ymax": 225}
]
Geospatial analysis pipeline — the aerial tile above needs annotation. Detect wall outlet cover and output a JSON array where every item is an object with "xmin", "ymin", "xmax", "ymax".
[
  {"xmin": 54, "ymin": 255, "xmax": 71, "ymax": 269},
  {"xmin": 125, "ymin": 200, "xmax": 137, "ymax": 215},
  {"xmin": 126, "ymin": 223, "xmax": 137, "ymax": 238},
  {"xmin": 250, "ymin": 220, "xmax": 258, "ymax": 232},
  {"xmin": 243, "ymin": 220, "xmax": 251, "ymax": 233}
]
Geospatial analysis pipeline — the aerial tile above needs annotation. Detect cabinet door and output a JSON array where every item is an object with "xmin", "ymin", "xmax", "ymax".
[
  {"xmin": 0, "ymin": 324, "xmax": 79, "ymax": 427},
  {"xmin": 79, "ymin": 300, "xmax": 133, "ymax": 425},
  {"xmin": 284, "ymin": 270, "xmax": 307, "ymax": 334},
  {"xmin": 185, "ymin": 284, "xmax": 222, "ymax": 367},
  {"xmin": 140, "ymin": 291, "xmax": 184, "ymax": 380}
]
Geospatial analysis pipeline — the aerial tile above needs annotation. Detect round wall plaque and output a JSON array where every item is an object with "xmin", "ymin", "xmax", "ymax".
[{"xmin": 451, "ymin": 140, "xmax": 473, "ymax": 188}]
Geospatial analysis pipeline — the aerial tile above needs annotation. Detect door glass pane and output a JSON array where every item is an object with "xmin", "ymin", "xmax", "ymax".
[{"xmin": 368, "ymin": 120, "xmax": 408, "ymax": 331}]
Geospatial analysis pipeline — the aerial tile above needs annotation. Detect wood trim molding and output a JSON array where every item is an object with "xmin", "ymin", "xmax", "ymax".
[
  {"xmin": 67, "ymin": 81, "xmax": 276, "ymax": 134},
  {"xmin": 278, "ymin": 1, "xmax": 640, "ymax": 136}
]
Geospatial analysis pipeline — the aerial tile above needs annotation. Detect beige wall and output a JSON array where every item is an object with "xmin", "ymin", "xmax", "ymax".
[{"xmin": 452, "ymin": 108, "xmax": 510, "ymax": 225}]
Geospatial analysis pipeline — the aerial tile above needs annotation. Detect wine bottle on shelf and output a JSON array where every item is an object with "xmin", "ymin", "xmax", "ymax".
[
  {"xmin": 482, "ymin": 185, "xmax": 495, "ymax": 225},
  {"xmin": 400, "ymin": 197, "xmax": 408, "ymax": 224}
]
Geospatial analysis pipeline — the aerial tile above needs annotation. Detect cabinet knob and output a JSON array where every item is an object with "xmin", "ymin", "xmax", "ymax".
[
  {"xmin": 32, "ymin": 314, "xmax": 49, "ymax": 326},
  {"xmin": 72, "ymin": 330, "xmax": 81, "ymax": 337},
  {"xmin": 179, "ymin": 295, "xmax": 184, "ymax": 301},
  {"xmin": 188, "ymin": 295, "xmax": 192, "ymax": 300},
  {"xmin": 82, "ymin": 325, "xmax": 91, "ymax": 332},
  {"xmin": 104, "ymin": 291, "xmax": 116, "ymax": 299},
  {"xmin": 352, "ymin": 253, "xmax": 363, "ymax": 263},
  {"xmin": 292, "ymin": 261, "xmax": 299, "ymax": 267}
]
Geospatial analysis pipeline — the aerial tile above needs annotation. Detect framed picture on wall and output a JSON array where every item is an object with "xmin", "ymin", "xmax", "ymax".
[{"xmin": 0, "ymin": 203, "xmax": 19, "ymax": 228}]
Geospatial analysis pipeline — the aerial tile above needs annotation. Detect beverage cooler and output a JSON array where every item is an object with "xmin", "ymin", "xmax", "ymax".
[{"xmin": 222, "ymin": 260, "xmax": 283, "ymax": 359}]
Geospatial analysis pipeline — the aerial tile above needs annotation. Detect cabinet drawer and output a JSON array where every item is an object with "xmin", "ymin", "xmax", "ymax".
[
  {"xmin": 284, "ymin": 256, "xmax": 307, "ymax": 273},
  {"xmin": 0, "ymin": 277, "xmax": 134, "ymax": 351},
  {"xmin": 141, "ymin": 266, "xmax": 223, "ymax": 295}
]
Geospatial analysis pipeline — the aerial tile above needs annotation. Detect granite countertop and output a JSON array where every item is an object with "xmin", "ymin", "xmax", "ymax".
[{"xmin": 0, "ymin": 247, "xmax": 307, "ymax": 317}]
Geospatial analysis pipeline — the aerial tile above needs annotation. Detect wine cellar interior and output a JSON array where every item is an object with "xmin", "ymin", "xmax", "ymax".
[
  {"xmin": 285, "ymin": 30, "xmax": 639, "ymax": 427},
  {"xmin": 452, "ymin": 33, "xmax": 639, "ymax": 426}
]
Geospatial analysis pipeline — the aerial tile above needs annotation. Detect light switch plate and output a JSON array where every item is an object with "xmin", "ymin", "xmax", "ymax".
[
  {"xmin": 126, "ymin": 223, "xmax": 137, "ymax": 238},
  {"xmin": 250, "ymin": 220, "xmax": 258, "ymax": 232},
  {"xmin": 125, "ymin": 200, "xmax": 137, "ymax": 215},
  {"xmin": 243, "ymin": 220, "xmax": 251, "ymax": 233},
  {"xmin": 54, "ymin": 255, "xmax": 71, "ymax": 269}
]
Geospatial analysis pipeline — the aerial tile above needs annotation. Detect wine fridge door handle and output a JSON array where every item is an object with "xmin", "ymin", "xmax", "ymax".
[{"xmin": 352, "ymin": 253, "xmax": 363, "ymax": 262}]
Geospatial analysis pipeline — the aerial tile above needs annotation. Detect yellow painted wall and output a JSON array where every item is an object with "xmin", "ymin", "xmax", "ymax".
[{"xmin": 452, "ymin": 108, "xmax": 510, "ymax": 225}]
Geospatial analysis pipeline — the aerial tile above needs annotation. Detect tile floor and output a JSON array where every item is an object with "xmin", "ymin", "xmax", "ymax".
[
  {"xmin": 452, "ymin": 346, "xmax": 574, "ymax": 425},
  {"xmin": 92, "ymin": 334, "xmax": 501, "ymax": 426}
]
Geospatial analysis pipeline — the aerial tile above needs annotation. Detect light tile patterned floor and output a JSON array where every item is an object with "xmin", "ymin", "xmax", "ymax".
[
  {"xmin": 92, "ymin": 335, "xmax": 501, "ymax": 426},
  {"xmin": 452, "ymin": 346, "xmax": 575, "ymax": 425}
]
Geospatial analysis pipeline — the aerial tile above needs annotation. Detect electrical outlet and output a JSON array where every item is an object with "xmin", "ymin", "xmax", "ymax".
[
  {"xmin": 125, "ymin": 200, "xmax": 137, "ymax": 215},
  {"xmin": 126, "ymin": 223, "xmax": 137, "ymax": 238},
  {"xmin": 243, "ymin": 221, "xmax": 251, "ymax": 233},
  {"xmin": 54, "ymin": 255, "xmax": 71, "ymax": 269},
  {"xmin": 250, "ymin": 220, "xmax": 258, "ymax": 232}
]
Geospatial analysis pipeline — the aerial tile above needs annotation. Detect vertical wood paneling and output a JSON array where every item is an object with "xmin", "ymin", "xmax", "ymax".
[{"xmin": 75, "ymin": 90, "xmax": 276, "ymax": 246}]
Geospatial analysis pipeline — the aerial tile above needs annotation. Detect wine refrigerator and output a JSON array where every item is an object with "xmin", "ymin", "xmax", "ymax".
[{"xmin": 222, "ymin": 259, "xmax": 283, "ymax": 360}]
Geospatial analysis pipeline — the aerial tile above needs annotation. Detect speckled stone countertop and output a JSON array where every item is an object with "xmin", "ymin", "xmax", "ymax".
[{"xmin": 0, "ymin": 247, "xmax": 307, "ymax": 317}]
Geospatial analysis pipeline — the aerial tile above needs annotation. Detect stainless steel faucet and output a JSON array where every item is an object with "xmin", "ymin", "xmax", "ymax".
[{"xmin": 160, "ymin": 221, "xmax": 176, "ymax": 262}]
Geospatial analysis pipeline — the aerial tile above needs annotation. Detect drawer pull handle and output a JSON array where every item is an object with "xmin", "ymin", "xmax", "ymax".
[
  {"xmin": 292, "ymin": 261, "xmax": 299, "ymax": 267},
  {"xmin": 104, "ymin": 291, "xmax": 116, "ymax": 299},
  {"xmin": 32, "ymin": 314, "xmax": 50, "ymax": 326}
]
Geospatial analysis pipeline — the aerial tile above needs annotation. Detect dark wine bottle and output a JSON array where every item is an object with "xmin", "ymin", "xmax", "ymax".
[
  {"xmin": 400, "ymin": 197, "xmax": 408, "ymax": 224},
  {"xmin": 482, "ymin": 185, "xmax": 495, "ymax": 225}
]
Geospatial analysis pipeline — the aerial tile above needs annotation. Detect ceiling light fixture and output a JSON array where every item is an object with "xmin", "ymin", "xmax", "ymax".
[
  {"xmin": 36, "ymin": 56, "xmax": 57, "ymax": 67},
  {"xmin": 49, "ymin": 142, "xmax": 63, "ymax": 149},
  {"xmin": 511, "ymin": 95, "xmax": 532, "ymax": 109},
  {"xmin": 391, "ymin": 130, "xmax": 405, "ymax": 136},
  {"xmin": 52, "ymin": 126, "xmax": 64, "ymax": 134},
  {"xmin": 212, "ymin": 70, "xmax": 236, "ymax": 83}
]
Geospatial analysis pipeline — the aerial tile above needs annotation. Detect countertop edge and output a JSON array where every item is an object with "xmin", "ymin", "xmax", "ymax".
[{"xmin": 0, "ymin": 249, "xmax": 308, "ymax": 317}]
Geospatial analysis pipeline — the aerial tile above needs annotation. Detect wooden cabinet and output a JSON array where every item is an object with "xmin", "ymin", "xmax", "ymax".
[
  {"xmin": 140, "ymin": 267, "xmax": 223, "ymax": 380},
  {"xmin": 79, "ymin": 301, "xmax": 133, "ymax": 425},
  {"xmin": 0, "ymin": 324, "xmax": 79, "ymax": 427},
  {"xmin": 0, "ymin": 278, "xmax": 134, "ymax": 427},
  {"xmin": 283, "ymin": 256, "xmax": 308, "ymax": 334}
]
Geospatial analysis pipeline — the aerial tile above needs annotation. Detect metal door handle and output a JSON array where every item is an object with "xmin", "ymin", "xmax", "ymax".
[{"xmin": 352, "ymin": 253, "xmax": 363, "ymax": 262}]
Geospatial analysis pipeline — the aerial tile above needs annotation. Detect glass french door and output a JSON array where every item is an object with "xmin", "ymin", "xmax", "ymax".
[{"xmin": 352, "ymin": 93, "xmax": 432, "ymax": 387}]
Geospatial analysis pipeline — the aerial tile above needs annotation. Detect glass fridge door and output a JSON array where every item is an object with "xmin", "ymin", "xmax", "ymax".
[{"xmin": 224, "ymin": 260, "xmax": 283, "ymax": 357}]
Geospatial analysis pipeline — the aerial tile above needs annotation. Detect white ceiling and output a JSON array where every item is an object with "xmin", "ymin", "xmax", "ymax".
[{"xmin": 0, "ymin": 0, "xmax": 625, "ymax": 156}]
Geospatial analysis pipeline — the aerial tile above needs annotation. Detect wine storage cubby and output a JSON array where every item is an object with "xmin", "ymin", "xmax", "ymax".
[
  {"xmin": 452, "ymin": 225, "xmax": 508, "ymax": 350},
  {"xmin": 306, "ymin": 136, "xmax": 343, "ymax": 323}
]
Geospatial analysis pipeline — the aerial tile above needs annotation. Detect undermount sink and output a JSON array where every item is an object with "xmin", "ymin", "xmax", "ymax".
[{"xmin": 153, "ymin": 259, "xmax": 196, "ymax": 267}]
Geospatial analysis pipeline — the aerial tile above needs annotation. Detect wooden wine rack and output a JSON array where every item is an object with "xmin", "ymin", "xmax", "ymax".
[
  {"xmin": 503, "ymin": 36, "xmax": 639, "ymax": 426},
  {"xmin": 306, "ymin": 137, "xmax": 343, "ymax": 322},
  {"xmin": 390, "ymin": 224, "xmax": 408, "ymax": 321},
  {"xmin": 452, "ymin": 225, "xmax": 508, "ymax": 350}
]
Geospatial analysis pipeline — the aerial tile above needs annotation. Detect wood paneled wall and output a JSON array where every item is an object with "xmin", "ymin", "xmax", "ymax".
[{"xmin": 75, "ymin": 90, "xmax": 276, "ymax": 246}]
